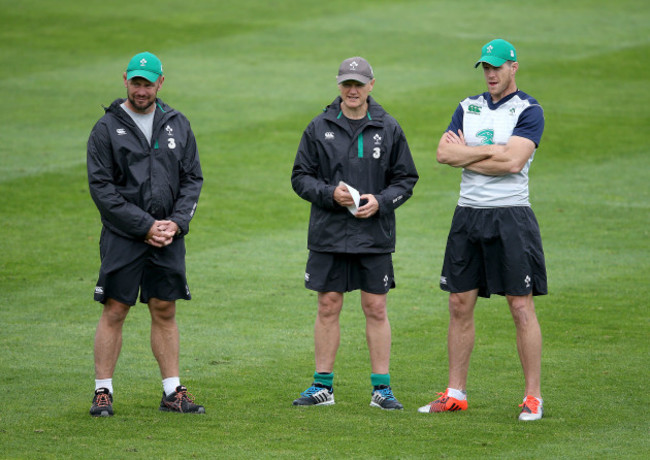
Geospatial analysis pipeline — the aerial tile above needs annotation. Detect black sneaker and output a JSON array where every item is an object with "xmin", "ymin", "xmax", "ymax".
[
  {"xmin": 159, "ymin": 385, "xmax": 205, "ymax": 413},
  {"xmin": 370, "ymin": 385, "xmax": 403, "ymax": 410},
  {"xmin": 90, "ymin": 387, "xmax": 114, "ymax": 417},
  {"xmin": 292, "ymin": 383, "xmax": 335, "ymax": 406}
]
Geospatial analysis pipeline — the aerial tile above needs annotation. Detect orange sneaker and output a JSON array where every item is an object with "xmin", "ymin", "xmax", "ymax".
[
  {"xmin": 518, "ymin": 395, "xmax": 543, "ymax": 421},
  {"xmin": 418, "ymin": 389, "xmax": 468, "ymax": 413}
]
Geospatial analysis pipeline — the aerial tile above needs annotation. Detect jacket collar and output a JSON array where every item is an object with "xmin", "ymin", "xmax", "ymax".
[
  {"xmin": 106, "ymin": 98, "xmax": 175, "ymax": 130},
  {"xmin": 106, "ymin": 98, "xmax": 173, "ymax": 117}
]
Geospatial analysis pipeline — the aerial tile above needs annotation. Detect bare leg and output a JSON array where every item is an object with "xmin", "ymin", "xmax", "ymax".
[
  {"xmin": 447, "ymin": 290, "xmax": 478, "ymax": 390},
  {"xmin": 148, "ymin": 298, "xmax": 180, "ymax": 379},
  {"xmin": 94, "ymin": 298, "xmax": 130, "ymax": 379},
  {"xmin": 314, "ymin": 292, "xmax": 343, "ymax": 373},
  {"xmin": 360, "ymin": 291, "xmax": 391, "ymax": 374},
  {"xmin": 507, "ymin": 294, "xmax": 542, "ymax": 398}
]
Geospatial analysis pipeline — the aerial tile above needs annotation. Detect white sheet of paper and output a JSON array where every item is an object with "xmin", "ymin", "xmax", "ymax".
[{"xmin": 339, "ymin": 181, "xmax": 360, "ymax": 215}]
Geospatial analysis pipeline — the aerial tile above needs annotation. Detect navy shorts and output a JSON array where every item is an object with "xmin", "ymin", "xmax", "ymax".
[
  {"xmin": 305, "ymin": 251, "xmax": 395, "ymax": 294},
  {"xmin": 93, "ymin": 227, "xmax": 191, "ymax": 306},
  {"xmin": 440, "ymin": 206, "xmax": 547, "ymax": 298}
]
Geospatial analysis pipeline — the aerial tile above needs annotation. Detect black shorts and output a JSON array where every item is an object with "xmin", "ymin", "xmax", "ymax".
[
  {"xmin": 440, "ymin": 206, "xmax": 547, "ymax": 298},
  {"xmin": 305, "ymin": 251, "xmax": 395, "ymax": 294},
  {"xmin": 93, "ymin": 227, "xmax": 191, "ymax": 306}
]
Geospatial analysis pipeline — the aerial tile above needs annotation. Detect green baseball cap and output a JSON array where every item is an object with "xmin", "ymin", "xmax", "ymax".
[
  {"xmin": 126, "ymin": 52, "xmax": 163, "ymax": 82},
  {"xmin": 474, "ymin": 39, "xmax": 517, "ymax": 68}
]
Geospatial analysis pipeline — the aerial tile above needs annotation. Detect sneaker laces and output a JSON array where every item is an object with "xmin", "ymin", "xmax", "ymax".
[
  {"xmin": 427, "ymin": 391, "xmax": 446, "ymax": 405},
  {"xmin": 95, "ymin": 393, "xmax": 111, "ymax": 407},
  {"xmin": 175, "ymin": 388, "xmax": 196, "ymax": 403},
  {"xmin": 375, "ymin": 386, "xmax": 396, "ymax": 400},
  {"xmin": 162, "ymin": 387, "xmax": 198, "ymax": 412},
  {"xmin": 519, "ymin": 395, "xmax": 540, "ymax": 413},
  {"xmin": 301, "ymin": 385, "xmax": 326, "ymax": 397}
]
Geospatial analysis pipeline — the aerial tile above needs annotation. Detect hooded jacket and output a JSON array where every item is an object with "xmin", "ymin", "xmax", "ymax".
[
  {"xmin": 291, "ymin": 96, "xmax": 418, "ymax": 254},
  {"xmin": 87, "ymin": 98, "xmax": 203, "ymax": 240}
]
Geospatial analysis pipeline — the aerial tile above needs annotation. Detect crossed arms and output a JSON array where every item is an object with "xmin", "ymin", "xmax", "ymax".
[{"xmin": 436, "ymin": 129, "xmax": 536, "ymax": 176}]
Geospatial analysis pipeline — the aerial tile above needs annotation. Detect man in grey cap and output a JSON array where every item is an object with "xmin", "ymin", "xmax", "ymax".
[
  {"xmin": 291, "ymin": 57, "xmax": 419, "ymax": 410},
  {"xmin": 87, "ymin": 51, "xmax": 205, "ymax": 416}
]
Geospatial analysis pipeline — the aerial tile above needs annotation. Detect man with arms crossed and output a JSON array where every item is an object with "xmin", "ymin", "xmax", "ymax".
[
  {"xmin": 87, "ymin": 52, "xmax": 204, "ymax": 416},
  {"xmin": 418, "ymin": 39, "xmax": 546, "ymax": 420},
  {"xmin": 291, "ymin": 57, "xmax": 418, "ymax": 410}
]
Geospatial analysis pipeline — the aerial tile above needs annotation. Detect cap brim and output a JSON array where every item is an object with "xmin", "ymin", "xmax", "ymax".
[
  {"xmin": 474, "ymin": 56, "xmax": 509, "ymax": 68},
  {"xmin": 336, "ymin": 74, "xmax": 372, "ymax": 84},
  {"xmin": 126, "ymin": 70, "xmax": 161, "ymax": 82}
]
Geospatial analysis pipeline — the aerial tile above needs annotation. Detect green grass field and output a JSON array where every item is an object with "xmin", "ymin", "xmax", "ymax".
[{"xmin": 1, "ymin": 0, "xmax": 648, "ymax": 458}]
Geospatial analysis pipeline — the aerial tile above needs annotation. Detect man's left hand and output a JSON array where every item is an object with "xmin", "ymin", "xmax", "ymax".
[
  {"xmin": 145, "ymin": 220, "xmax": 178, "ymax": 247},
  {"xmin": 355, "ymin": 194, "xmax": 379, "ymax": 218}
]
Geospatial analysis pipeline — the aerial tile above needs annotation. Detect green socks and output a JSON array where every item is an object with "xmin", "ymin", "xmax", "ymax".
[
  {"xmin": 312, "ymin": 372, "xmax": 390, "ymax": 388},
  {"xmin": 314, "ymin": 371, "xmax": 334, "ymax": 388},
  {"xmin": 371, "ymin": 373, "xmax": 390, "ymax": 387}
]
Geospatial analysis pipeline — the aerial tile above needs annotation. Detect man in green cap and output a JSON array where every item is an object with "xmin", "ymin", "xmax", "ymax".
[
  {"xmin": 418, "ymin": 39, "xmax": 546, "ymax": 421},
  {"xmin": 87, "ymin": 52, "xmax": 204, "ymax": 416}
]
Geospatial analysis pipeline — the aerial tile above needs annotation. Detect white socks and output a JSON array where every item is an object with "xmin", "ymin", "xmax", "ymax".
[
  {"xmin": 447, "ymin": 387, "xmax": 467, "ymax": 400},
  {"xmin": 95, "ymin": 377, "xmax": 182, "ymax": 396},
  {"xmin": 95, "ymin": 378, "xmax": 113, "ymax": 394},
  {"xmin": 163, "ymin": 377, "xmax": 181, "ymax": 396}
]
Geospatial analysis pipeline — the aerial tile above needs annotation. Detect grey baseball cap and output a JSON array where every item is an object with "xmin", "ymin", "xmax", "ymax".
[{"xmin": 336, "ymin": 57, "xmax": 374, "ymax": 84}]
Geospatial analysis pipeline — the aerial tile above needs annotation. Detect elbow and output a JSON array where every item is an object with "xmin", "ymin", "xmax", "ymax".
[
  {"xmin": 290, "ymin": 172, "xmax": 300, "ymax": 192},
  {"xmin": 436, "ymin": 147, "xmax": 450, "ymax": 165},
  {"xmin": 508, "ymin": 162, "xmax": 526, "ymax": 174},
  {"xmin": 436, "ymin": 141, "xmax": 461, "ymax": 165}
]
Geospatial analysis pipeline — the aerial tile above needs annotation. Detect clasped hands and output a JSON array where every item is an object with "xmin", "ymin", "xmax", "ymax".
[{"xmin": 145, "ymin": 220, "xmax": 179, "ymax": 247}]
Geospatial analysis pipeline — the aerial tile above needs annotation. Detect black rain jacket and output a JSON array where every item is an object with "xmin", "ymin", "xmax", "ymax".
[
  {"xmin": 291, "ymin": 96, "xmax": 418, "ymax": 254},
  {"xmin": 87, "ymin": 98, "xmax": 203, "ymax": 240}
]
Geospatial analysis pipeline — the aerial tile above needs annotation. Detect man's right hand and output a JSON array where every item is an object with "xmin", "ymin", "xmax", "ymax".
[
  {"xmin": 333, "ymin": 183, "xmax": 355, "ymax": 207},
  {"xmin": 144, "ymin": 220, "xmax": 176, "ymax": 247}
]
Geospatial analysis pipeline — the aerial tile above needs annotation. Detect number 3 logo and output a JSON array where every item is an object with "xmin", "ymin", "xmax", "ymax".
[
  {"xmin": 373, "ymin": 147, "xmax": 381, "ymax": 159},
  {"xmin": 168, "ymin": 138, "xmax": 176, "ymax": 149}
]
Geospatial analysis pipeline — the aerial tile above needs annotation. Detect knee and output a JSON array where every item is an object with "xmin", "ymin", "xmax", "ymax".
[
  {"xmin": 362, "ymin": 300, "xmax": 387, "ymax": 322},
  {"xmin": 149, "ymin": 299, "xmax": 176, "ymax": 322},
  {"xmin": 317, "ymin": 293, "xmax": 342, "ymax": 320},
  {"xmin": 102, "ymin": 299, "xmax": 130, "ymax": 324},
  {"xmin": 448, "ymin": 293, "xmax": 474, "ymax": 320},
  {"xmin": 508, "ymin": 297, "xmax": 537, "ymax": 326}
]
